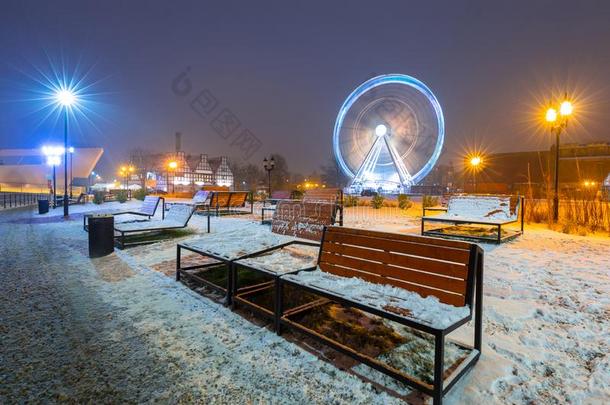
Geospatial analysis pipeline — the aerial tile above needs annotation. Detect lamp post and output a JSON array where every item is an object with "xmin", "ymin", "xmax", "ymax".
[
  {"xmin": 43, "ymin": 146, "xmax": 62, "ymax": 208},
  {"xmin": 68, "ymin": 147, "xmax": 74, "ymax": 198},
  {"xmin": 545, "ymin": 95, "xmax": 573, "ymax": 222},
  {"xmin": 56, "ymin": 89, "xmax": 76, "ymax": 217},
  {"xmin": 263, "ymin": 156, "xmax": 275, "ymax": 196},
  {"xmin": 119, "ymin": 166, "xmax": 128, "ymax": 189},
  {"xmin": 168, "ymin": 161, "xmax": 178, "ymax": 194},
  {"xmin": 48, "ymin": 156, "xmax": 60, "ymax": 208},
  {"xmin": 469, "ymin": 155, "xmax": 482, "ymax": 193}
]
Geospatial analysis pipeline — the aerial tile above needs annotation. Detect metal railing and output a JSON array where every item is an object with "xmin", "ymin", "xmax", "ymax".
[{"xmin": 0, "ymin": 192, "xmax": 50, "ymax": 210}]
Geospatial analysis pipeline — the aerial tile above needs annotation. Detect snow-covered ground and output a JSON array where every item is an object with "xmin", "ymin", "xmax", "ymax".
[{"xmin": 0, "ymin": 201, "xmax": 608, "ymax": 404}]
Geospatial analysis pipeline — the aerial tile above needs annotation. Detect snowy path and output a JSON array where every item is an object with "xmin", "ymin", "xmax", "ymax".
[{"xmin": 1, "ymin": 204, "xmax": 609, "ymax": 404}]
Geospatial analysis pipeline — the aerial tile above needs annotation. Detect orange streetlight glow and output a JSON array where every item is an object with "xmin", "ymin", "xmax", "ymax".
[
  {"xmin": 560, "ymin": 101, "xmax": 573, "ymax": 117},
  {"xmin": 470, "ymin": 156, "xmax": 482, "ymax": 167},
  {"xmin": 168, "ymin": 161, "xmax": 178, "ymax": 170},
  {"xmin": 545, "ymin": 108, "xmax": 558, "ymax": 123}
]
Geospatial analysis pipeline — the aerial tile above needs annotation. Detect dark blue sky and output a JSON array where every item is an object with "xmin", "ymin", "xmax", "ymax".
[{"xmin": 1, "ymin": 0, "xmax": 610, "ymax": 177}]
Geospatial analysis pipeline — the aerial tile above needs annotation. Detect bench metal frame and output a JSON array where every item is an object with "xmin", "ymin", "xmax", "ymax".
[
  {"xmin": 176, "ymin": 240, "xmax": 301, "ymax": 306},
  {"xmin": 230, "ymin": 240, "xmax": 320, "ymax": 330},
  {"xmin": 421, "ymin": 196, "xmax": 525, "ymax": 244},
  {"xmin": 278, "ymin": 228, "xmax": 484, "ymax": 405}
]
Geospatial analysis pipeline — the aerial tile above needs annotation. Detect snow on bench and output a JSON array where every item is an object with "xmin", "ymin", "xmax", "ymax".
[
  {"xmin": 180, "ymin": 226, "xmax": 294, "ymax": 260},
  {"xmin": 282, "ymin": 269, "xmax": 470, "ymax": 329},
  {"xmin": 435, "ymin": 195, "xmax": 517, "ymax": 223}
]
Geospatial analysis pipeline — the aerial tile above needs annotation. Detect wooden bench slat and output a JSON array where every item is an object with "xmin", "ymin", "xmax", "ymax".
[
  {"xmin": 326, "ymin": 226, "xmax": 471, "ymax": 250},
  {"xmin": 320, "ymin": 251, "xmax": 467, "ymax": 295},
  {"xmin": 324, "ymin": 230, "xmax": 471, "ymax": 264},
  {"xmin": 271, "ymin": 201, "xmax": 335, "ymax": 241},
  {"xmin": 320, "ymin": 262, "xmax": 466, "ymax": 307},
  {"xmin": 322, "ymin": 241, "xmax": 468, "ymax": 279}
]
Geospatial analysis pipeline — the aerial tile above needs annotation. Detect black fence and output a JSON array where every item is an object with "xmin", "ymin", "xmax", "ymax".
[{"xmin": 1, "ymin": 192, "xmax": 50, "ymax": 210}]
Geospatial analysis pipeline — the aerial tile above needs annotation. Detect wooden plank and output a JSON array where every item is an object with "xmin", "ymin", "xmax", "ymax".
[
  {"xmin": 322, "ymin": 241, "xmax": 468, "ymax": 279},
  {"xmin": 319, "ymin": 251, "xmax": 467, "ymax": 295},
  {"xmin": 271, "ymin": 201, "xmax": 334, "ymax": 241},
  {"xmin": 325, "ymin": 226, "xmax": 471, "ymax": 250},
  {"xmin": 324, "ymin": 230, "xmax": 470, "ymax": 264},
  {"xmin": 228, "ymin": 192, "xmax": 248, "ymax": 207},
  {"xmin": 320, "ymin": 262, "xmax": 465, "ymax": 306}
]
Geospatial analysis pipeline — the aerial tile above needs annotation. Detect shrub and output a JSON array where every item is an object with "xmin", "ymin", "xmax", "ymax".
[
  {"xmin": 422, "ymin": 195, "xmax": 439, "ymax": 208},
  {"xmin": 117, "ymin": 190, "xmax": 128, "ymax": 203},
  {"xmin": 133, "ymin": 188, "xmax": 148, "ymax": 201},
  {"xmin": 291, "ymin": 189, "xmax": 304, "ymax": 200},
  {"xmin": 93, "ymin": 191, "xmax": 105, "ymax": 205},
  {"xmin": 397, "ymin": 194, "xmax": 412, "ymax": 210},
  {"xmin": 344, "ymin": 195, "xmax": 359, "ymax": 207},
  {"xmin": 256, "ymin": 191, "xmax": 268, "ymax": 202},
  {"xmin": 371, "ymin": 194, "xmax": 384, "ymax": 209}
]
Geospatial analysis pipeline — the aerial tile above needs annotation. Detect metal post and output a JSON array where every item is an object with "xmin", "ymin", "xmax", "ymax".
[
  {"xmin": 52, "ymin": 165, "xmax": 57, "ymax": 209},
  {"xmin": 433, "ymin": 333, "xmax": 445, "ymax": 405},
  {"xmin": 69, "ymin": 151, "xmax": 73, "ymax": 198},
  {"xmin": 63, "ymin": 109, "xmax": 69, "ymax": 217},
  {"xmin": 553, "ymin": 129, "xmax": 560, "ymax": 222}
]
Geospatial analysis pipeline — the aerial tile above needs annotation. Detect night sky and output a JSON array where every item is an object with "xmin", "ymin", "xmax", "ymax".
[{"xmin": 1, "ymin": 0, "xmax": 610, "ymax": 177}]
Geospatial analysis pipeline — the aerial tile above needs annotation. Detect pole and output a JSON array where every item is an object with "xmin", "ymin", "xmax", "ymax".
[
  {"xmin": 69, "ymin": 151, "xmax": 73, "ymax": 198},
  {"xmin": 553, "ymin": 128, "xmax": 560, "ymax": 222},
  {"xmin": 53, "ymin": 165, "xmax": 57, "ymax": 208},
  {"xmin": 473, "ymin": 171, "xmax": 477, "ymax": 194},
  {"xmin": 63, "ymin": 109, "xmax": 69, "ymax": 217},
  {"xmin": 267, "ymin": 169, "xmax": 272, "ymax": 196}
]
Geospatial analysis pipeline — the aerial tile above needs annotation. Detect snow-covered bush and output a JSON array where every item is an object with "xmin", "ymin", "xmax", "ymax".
[
  {"xmin": 371, "ymin": 194, "xmax": 384, "ymax": 209},
  {"xmin": 397, "ymin": 194, "xmax": 412, "ymax": 210}
]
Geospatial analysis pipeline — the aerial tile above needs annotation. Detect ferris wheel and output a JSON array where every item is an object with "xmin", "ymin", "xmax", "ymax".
[{"xmin": 333, "ymin": 74, "xmax": 445, "ymax": 194}]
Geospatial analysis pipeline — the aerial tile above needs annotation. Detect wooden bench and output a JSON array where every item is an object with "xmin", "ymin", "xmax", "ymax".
[
  {"xmin": 204, "ymin": 191, "xmax": 253, "ymax": 217},
  {"xmin": 261, "ymin": 188, "xmax": 344, "ymax": 225},
  {"xmin": 114, "ymin": 203, "xmax": 195, "ymax": 249},
  {"xmin": 83, "ymin": 195, "xmax": 165, "ymax": 231},
  {"xmin": 279, "ymin": 226, "xmax": 484, "ymax": 405},
  {"xmin": 260, "ymin": 190, "xmax": 292, "ymax": 223},
  {"xmin": 422, "ymin": 194, "xmax": 524, "ymax": 243}
]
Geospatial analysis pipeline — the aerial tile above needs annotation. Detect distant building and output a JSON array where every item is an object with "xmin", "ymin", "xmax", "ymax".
[
  {"xmin": 470, "ymin": 142, "xmax": 610, "ymax": 196},
  {"xmin": 0, "ymin": 147, "xmax": 103, "ymax": 193},
  {"xmin": 129, "ymin": 150, "xmax": 234, "ymax": 192}
]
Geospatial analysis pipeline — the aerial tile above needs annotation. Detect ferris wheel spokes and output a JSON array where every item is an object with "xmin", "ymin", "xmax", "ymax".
[
  {"xmin": 351, "ymin": 135, "xmax": 384, "ymax": 188},
  {"xmin": 384, "ymin": 136, "xmax": 412, "ymax": 186}
]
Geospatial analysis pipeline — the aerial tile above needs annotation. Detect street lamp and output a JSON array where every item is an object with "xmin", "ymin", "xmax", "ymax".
[
  {"xmin": 545, "ymin": 94, "xmax": 573, "ymax": 222},
  {"xmin": 55, "ymin": 88, "xmax": 77, "ymax": 217},
  {"xmin": 42, "ymin": 146, "xmax": 64, "ymax": 208},
  {"xmin": 263, "ymin": 156, "xmax": 275, "ymax": 196},
  {"xmin": 168, "ymin": 161, "xmax": 178, "ymax": 194},
  {"xmin": 466, "ymin": 154, "xmax": 483, "ymax": 193},
  {"xmin": 68, "ymin": 147, "xmax": 74, "ymax": 198}
]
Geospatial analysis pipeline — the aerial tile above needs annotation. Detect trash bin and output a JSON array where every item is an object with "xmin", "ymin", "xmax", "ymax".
[
  {"xmin": 38, "ymin": 199, "xmax": 49, "ymax": 214},
  {"xmin": 88, "ymin": 214, "xmax": 115, "ymax": 258}
]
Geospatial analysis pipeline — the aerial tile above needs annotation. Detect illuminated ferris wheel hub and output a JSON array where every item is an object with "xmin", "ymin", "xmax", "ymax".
[{"xmin": 333, "ymin": 74, "xmax": 445, "ymax": 194}]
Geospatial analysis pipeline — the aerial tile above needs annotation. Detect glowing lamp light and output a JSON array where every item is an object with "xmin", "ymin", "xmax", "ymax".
[
  {"xmin": 375, "ymin": 124, "xmax": 388, "ymax": 137},
  {"xmin": 68, "ymin": 147, "xmax": 75, "ymax": 153},
  {"xmin": 545, "ymin": 108, "xmax": 558, "ymax": 123},
  {"xmin": 42, "ymin": 145, "xmax": 65, "ymax": 156},
  {"xmin": 560, "ymin": 101, "xmax": 573, "ymax": 116},
  {"xmin": 47, "ymin": 156, "xmax": 61, "ymax": 166},
  {"xmin": 168, "ymin": 161, "xmax": 178, "ymax": 170},
  {"xmin": 470, "ymin": 156, "xmax": 482, "ymax": 167},
  {"xmin": 56, "ymin": 89, "xmax": 77, "ymax": 107}
]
